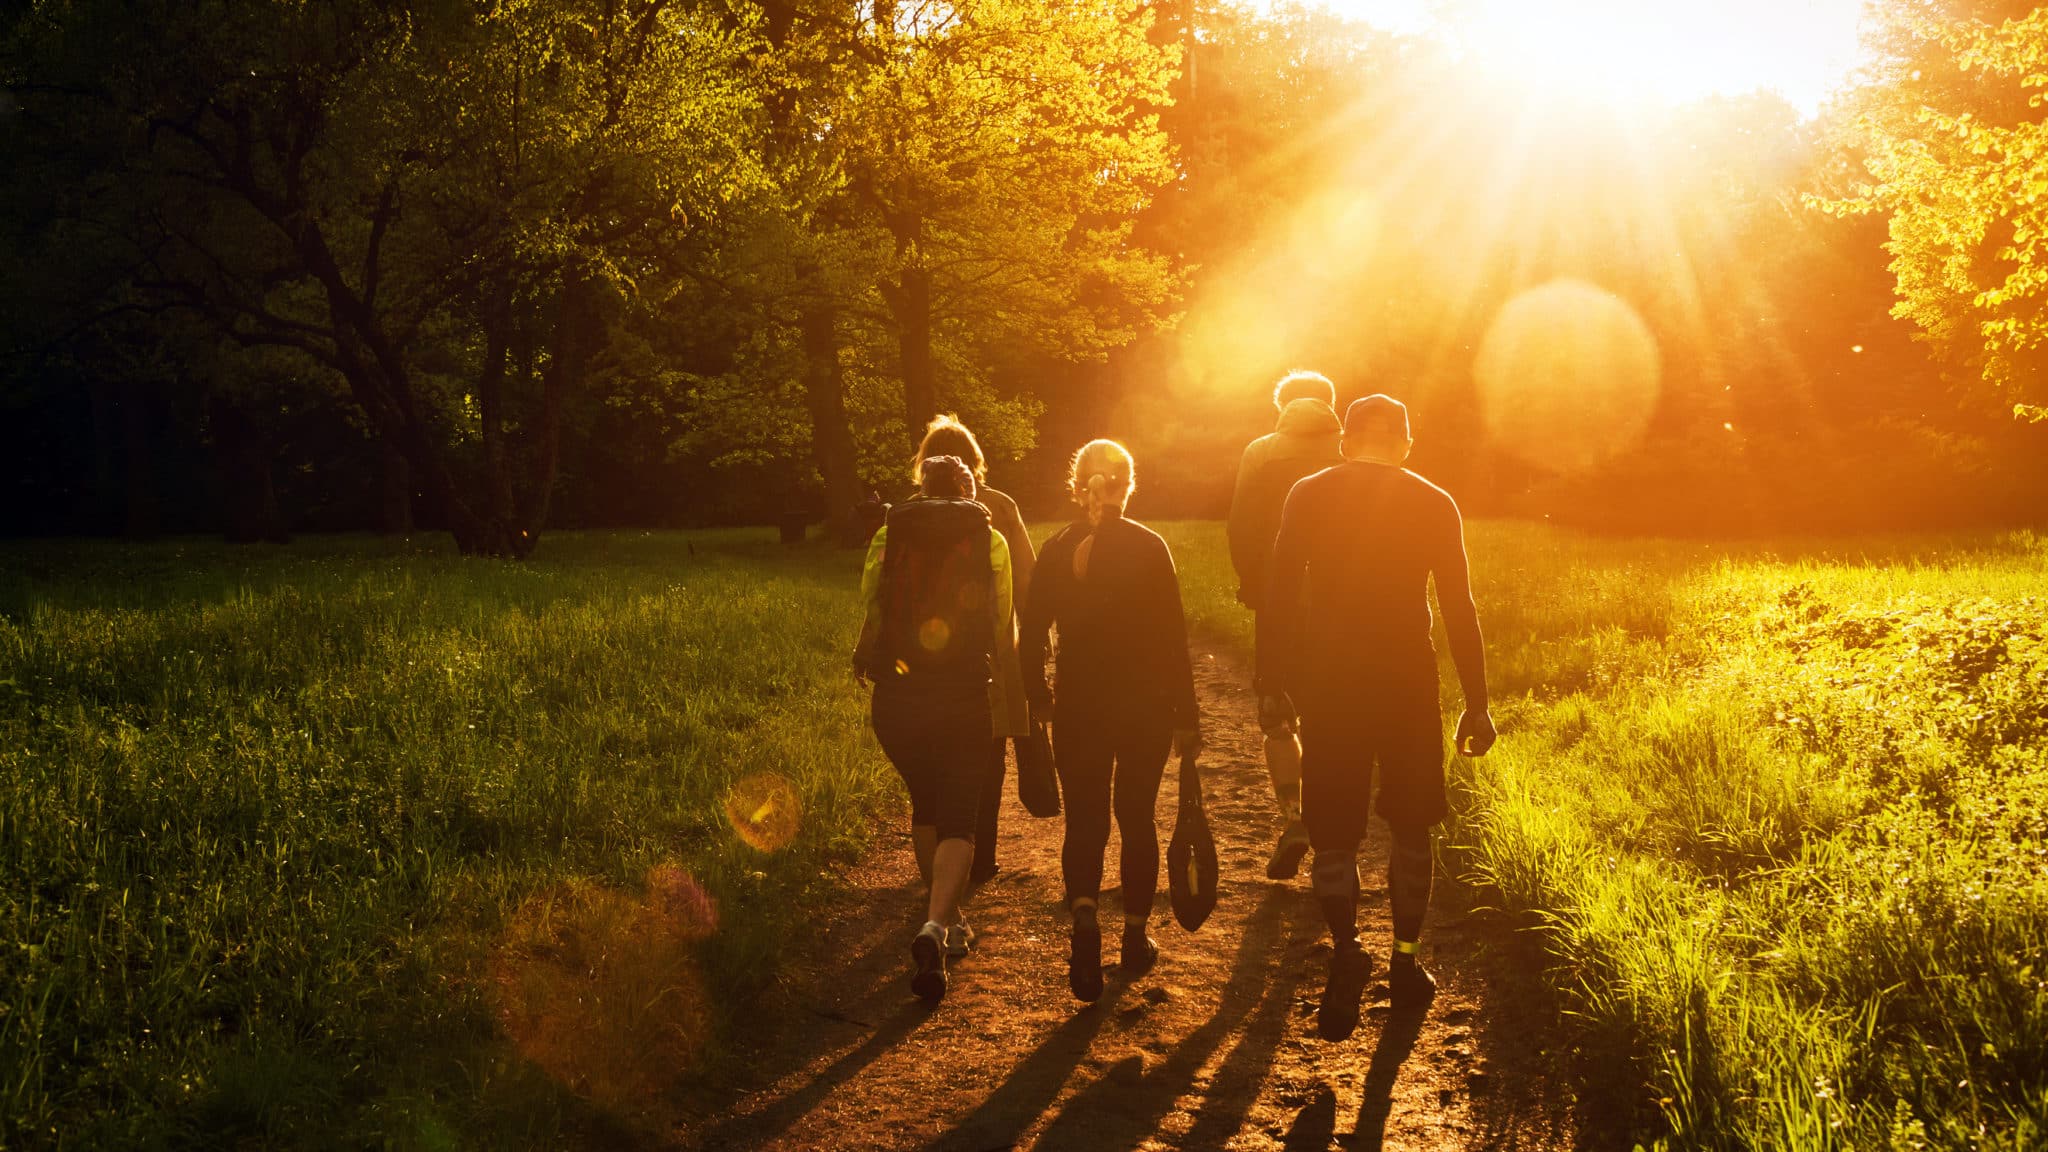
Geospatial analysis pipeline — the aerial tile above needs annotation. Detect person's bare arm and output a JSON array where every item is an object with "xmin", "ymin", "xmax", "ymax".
[{"xmin": 1432, "ymin": 497, "xmax": 1495, "ymax": 754}]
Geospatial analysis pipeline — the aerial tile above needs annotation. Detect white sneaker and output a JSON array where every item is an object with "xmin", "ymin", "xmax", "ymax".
[{"xmin": 944, "ymin": 920, "xmax": 976, "ymax": 958}]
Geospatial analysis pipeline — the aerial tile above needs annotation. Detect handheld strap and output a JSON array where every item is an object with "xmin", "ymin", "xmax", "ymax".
[{"xmin": 1177, "ymin": 748, "xmax": 1203, "ymax": 812}]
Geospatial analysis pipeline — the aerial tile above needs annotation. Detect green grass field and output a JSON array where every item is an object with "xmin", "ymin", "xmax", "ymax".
[
  {"xmin": 0, "ymin": 533, "xmax": 884, "ymax": 1147},
  {"xmin": 1163, "ymin": 520, "xmax": 2048, "ymax": 1152},
  {"xmin": 3, "ymin": 523, "xmax": 2044, "ymax": 1149}
]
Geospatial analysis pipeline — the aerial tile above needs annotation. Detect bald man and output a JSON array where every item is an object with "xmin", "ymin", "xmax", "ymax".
[{"xmin": 1258, "ymin": 393, "xmax": 1496, "ymax": 1041}]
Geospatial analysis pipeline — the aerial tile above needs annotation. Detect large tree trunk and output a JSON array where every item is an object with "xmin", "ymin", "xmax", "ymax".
[
  {"xmin": 478, "ymin": 309, "xmax": 518, "ymax": 553},
  {"xmin": 886, "ymin": 265, "xmax": 938, "ymax": 438},
  {"xmin": 513, "ymin": 271, "xmax": 595, "ymax": 558},
  {"xmin": 119, "ymin": 377, "xmax": 158, "ymax": 539},
  {"xmin": 208, "ymin": 394, "xmax": 287, "ymax": 543},
  {"xmin": 799, "ymin": 287, "xmax": 864, "ymax": 544},
  {"xmin": 379, "ymin": 440, "xmax": 414, "ymax": 534}
]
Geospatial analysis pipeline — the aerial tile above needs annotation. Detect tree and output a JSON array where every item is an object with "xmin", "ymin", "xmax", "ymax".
[
  {"xmin": 833, "ymin": 0, "xmax": 1182, "ymax": 436},
  {"xmin": 5, "ymin": 0, "xmax": 766, "ymax": 554},
  {"xmin": 1826, "ymin": 2, "xmax": 2048, "ymax": 421}
]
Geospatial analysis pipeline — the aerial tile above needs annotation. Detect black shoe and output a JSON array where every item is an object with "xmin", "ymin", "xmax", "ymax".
[
  {"xmin": 1069, "ymin": 921, "xmax": 1104, "ymax": 1003},
  {"xmin": 1390, "ymin": 954, "xmax": 1437, "ymax": 1011},
  {"xmin": 911, "ymin": 923, "xmax": 947, "ymax": 1003},
  {"xmin": 1317, "ymin": 942, "xmax": 1371, "ymax": 1041},
  {"xmin": 1265, "ymin": 821, "xmax": 1312, "ymax": 881},
  {"xmin": 1120, "ymin": 925, "xmax": 1158, "ymax": 977}
]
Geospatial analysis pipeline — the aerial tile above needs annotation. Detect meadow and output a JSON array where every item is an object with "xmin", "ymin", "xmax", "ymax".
[
  {"xmin": 1164, "ymin": 521, "xmax": 2048, "ymax": 1152},
  {"xmin": 2, "ymin": 523, "xmax": 2043, "ymax": 1149},
  {"xmin": 0, "ymin": 534, "xmax": 885, "ymax": 1147}
]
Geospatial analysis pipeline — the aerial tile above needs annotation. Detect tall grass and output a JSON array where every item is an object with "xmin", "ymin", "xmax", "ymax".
[
  {"xmin": 0, "ymin": 533, "xmax": 891, "ymax": 1147},
  {"xmin": 1161, "ymin": 520, "xmax": 2048, "ymax": 1151}
]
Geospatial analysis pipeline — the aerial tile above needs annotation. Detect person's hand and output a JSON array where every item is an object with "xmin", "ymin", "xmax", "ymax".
[
  {"xmin": 1173, "ymin": 727, "xmax": 1203, "ymax": 760},
  {"xmin": 1455, "ymin": 707, "xmax": 1497, "ymax": 756},
  {"xmin": 1257, "ymin": 693, "xmax": 1297, "ymax": 736}
]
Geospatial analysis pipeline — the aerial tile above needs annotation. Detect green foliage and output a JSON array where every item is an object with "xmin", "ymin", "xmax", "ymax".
[
  {"xmin": 1169, "ymin": 519, "xmax": 2048, "ymax": 1150},
  {"xmin": 0, "ymin": 533, "xmax": 891, "ymax": 1147},
  {"xmin": 1826, "ymin": 3, "xmax": 2048, "ymax": 420}
]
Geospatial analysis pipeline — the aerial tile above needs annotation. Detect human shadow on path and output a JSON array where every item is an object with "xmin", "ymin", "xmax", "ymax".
[
  {"xmin": 1345, "ymin": 1002, "xmax": 1430, "ymax": 1151},
  {"xmin": 1282, "ymin": 1083, "xmax": 1338, "ymax": 1151},
  {"xmin": 1006, "ymin": 889, "xmax": 1301, "ymax": 1150},
  {"xmin": 688, "ymin": 995, "xmax": 932, "ymax": 1148},
  {"xmin": 914, "ymin": 980, "xmax": 1130, "ymax": 1152}
]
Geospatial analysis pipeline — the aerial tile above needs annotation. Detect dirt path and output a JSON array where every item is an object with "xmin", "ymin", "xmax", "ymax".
[{"xmin": 672, "ymin": 644, "xmax": 1585, "ymax": 1150}]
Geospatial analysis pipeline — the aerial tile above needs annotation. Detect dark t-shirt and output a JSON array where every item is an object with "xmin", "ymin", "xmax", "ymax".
[
  {"xmin": 1021, "ymin": 513, "xmax": 1199, "ymax": 730},
  {"xmin": 1257, "ymin": 462, "xmax": 1486, "ymax": 716}
]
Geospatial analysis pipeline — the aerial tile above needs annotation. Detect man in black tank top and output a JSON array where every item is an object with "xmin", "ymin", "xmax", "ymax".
[{"xmin": 1258, "ymin": 394, "xmax": 1497, "ymax": 1039}]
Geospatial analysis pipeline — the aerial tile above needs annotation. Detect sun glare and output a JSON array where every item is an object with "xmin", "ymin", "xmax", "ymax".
[{"xmin": 1320, "ymin": 0, "xmax": 1865, "ymax": 113}]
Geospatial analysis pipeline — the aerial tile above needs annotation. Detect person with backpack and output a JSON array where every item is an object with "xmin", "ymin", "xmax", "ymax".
[
  {"xmin": 911, "ymin": 415, "xmax": 1036, "ymax": 886},
  {"xmin": 1260, "ymin": 394, "xmax": 1496, "ymax": 1040},
  {"xmin": 853, "ymin": 455, "xmax": 1020, "ymax": 1003},
  {"xmin": 1227, "ymin": 370, "xmax": 1343, "ymax": 882},
  {"xmin": 1020, "ymin": 439, "xmax": 1200, "ymax": 1003}
]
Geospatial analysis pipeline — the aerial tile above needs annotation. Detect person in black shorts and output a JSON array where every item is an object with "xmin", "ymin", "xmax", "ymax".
[
  {"xmin": 1259, "ymin": 394, "xmax": 1496, "ymax": 1039},
  {"xmin": 854, "ymin": 456, "xmax": 1019, "ymax": 1003},
  {"xmin": 1020, "ymin": 439, "xmax": 1201, "ymax": 1003}
]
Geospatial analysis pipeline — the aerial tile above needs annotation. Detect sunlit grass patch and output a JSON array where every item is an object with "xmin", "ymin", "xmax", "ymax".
[
  {"xmin": 0, "ymin": 532, "xmax": 893, "ymax": 1146},
  {"xmin": 1164, "ymin": 520, "xmax": 2048, "ymax": 1151}
]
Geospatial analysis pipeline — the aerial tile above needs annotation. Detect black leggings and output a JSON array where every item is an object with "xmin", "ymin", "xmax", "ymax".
[
  {"xmin": 1054, "ymin": 710, "xmax": 1171, "ymax": 915},
  {"xmin": 871, "ymin": 681, "xmax": 990, "ymax": 843}
]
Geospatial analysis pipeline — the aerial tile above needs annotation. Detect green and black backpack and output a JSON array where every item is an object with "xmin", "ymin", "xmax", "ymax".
[{"xmin": 874, "ymin": 497, "xmax": 996, "ymax": 684}]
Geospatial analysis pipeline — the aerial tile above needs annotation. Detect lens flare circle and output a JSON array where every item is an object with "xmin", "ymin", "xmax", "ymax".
[
  {"xmin": 493, "ymin": 877, "xmax": 712, "ymax": 1113},
  {"xmin": 723, "ymin": 772, "xmax": 802, "ymax": 852},
  {"xmin": 1474, "ymin": 279, "xmax": 1660, "ymax": 474}
]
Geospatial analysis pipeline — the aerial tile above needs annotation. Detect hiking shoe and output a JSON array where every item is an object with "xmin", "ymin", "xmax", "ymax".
[
  {"xmin": 945, "ymin": 920, "xmax": 977, "ymax": 959},
  {"xmin": 911, "ymin": 923, "xmax": 947, "ymax": 1003},
  {"xmin": 1390, "ymin": 954, "xmax": 1437, "ymax": 1011},
  {"xmin": 1069, "ymin": 921, "xmax": 1104, "ymax": 1003},
  {"xmin": 1265, "ymin": 821, "xmax": 1312, "ymax": 881},
  {"xmin": 1317, "ymin": 941, "xmax": 1371, "ymax": 1041},
  {"xmin": 1120, "ymin": 924, "xmax": 1158, "ymax": 977}
]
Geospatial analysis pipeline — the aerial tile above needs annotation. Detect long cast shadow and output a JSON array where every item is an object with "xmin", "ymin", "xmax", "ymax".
[
  {"xmin": 915, "ymin": 982, "xmax": 1130, "ymax": 1152},
  {"xmin": 1014, "ymin": 889, "xmax": 1301, "ymax": 1150},
  {"xmin": 1282, "ymin": 1083, "xmax": 1338, "ymax": 1151},
  {"xmin": 689, "ymin": 996, "xmax": 934, "ymax": 1149},
  {"xmin": 1347, "ymin": 1002, "xmax": 1430, "ymax": 1151}
]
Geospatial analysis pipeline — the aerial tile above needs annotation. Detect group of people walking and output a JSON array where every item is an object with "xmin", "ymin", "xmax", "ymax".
[{"xmin": 852, "ymin": 371, "xmax": 1494, "ymax": 1041}]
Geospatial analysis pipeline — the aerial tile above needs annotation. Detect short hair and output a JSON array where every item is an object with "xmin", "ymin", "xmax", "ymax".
[
  {"xmin": 913, "ymin": 414, "xmax": 987, "ymax": 485},
  {"xmin": 1273, "ymin": 370, "xmax": 1336, "ymax": 410},
  {"xmin": 1342, "ymin": 394, "xmax": 1411, "ymax": 441},
  {"xmin": 918, "ymin": 455, "xmax": 976, "ymax": 500}
]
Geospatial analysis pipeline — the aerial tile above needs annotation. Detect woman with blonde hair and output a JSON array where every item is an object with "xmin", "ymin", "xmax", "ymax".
[
  {"xmin": 913, "ymin": 415, "xmax": 1036, "ymax": 886},
  {"xmin": 853, "ymin": 455, "xmax": 1019, "ymax": 1002},
  {"xmin": 1020, "ymin": 439, "xmax": 1201, "ymax": 1002}
]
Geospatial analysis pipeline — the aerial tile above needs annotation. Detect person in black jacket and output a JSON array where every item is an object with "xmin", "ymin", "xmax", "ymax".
[
  {"xmin": 1260, "ymin": 394, "xmax": 1496, "ymax": 1039},
  {"xmin": 853, "ymin": 457, "xmax": 1019, "ymax": 1003},
  {"xmin": 1021, "ymin": 439, "xmax": 1201, "ymax": 1003}
]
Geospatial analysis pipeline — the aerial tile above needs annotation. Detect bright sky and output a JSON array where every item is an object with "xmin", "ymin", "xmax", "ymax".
[{"xmin": 1313, "ymin": 0, "xmax": 1869, "ymax": 114}]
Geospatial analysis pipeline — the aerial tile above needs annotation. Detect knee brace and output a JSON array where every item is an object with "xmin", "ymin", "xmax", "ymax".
[
  {"xmin": 1388, "ymin": 824, "xmax": 1433, "ymax": 944},
  {"xmin": 1311, "ymin": 848, "xmax": 1360, "ymax": 900}
]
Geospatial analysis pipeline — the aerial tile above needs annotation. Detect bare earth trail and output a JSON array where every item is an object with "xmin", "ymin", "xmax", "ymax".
[{"xmin": 672, "ymin": 645, "xmax": 1585, "ymax": 1151}]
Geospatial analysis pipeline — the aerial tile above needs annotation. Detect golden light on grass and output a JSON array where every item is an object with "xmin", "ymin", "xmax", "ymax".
[
  {"xmin": 492, "ymin": 867, "xmax": 715, "ymax": 1116},
  {"xmin": 724, "ymin": 771, "xmax": 802, "ymax": 852},
  {"xmin": 1474, "ymin": 279, "xmax": 1659, "ymax": 474}
]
